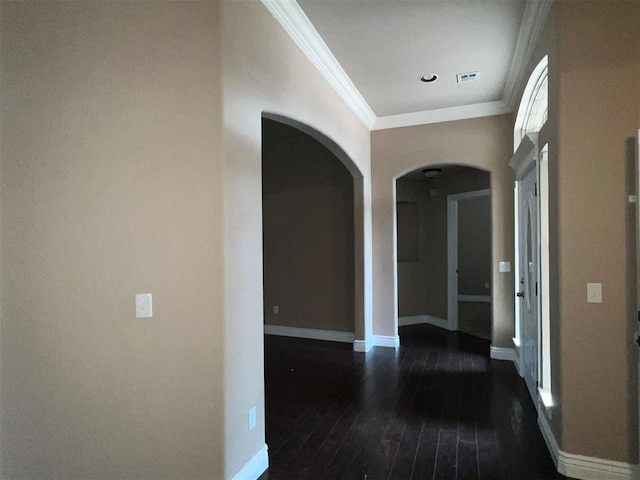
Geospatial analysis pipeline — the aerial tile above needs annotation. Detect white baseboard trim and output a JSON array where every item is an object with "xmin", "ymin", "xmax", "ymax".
[
  {"xmin": 558, "ymin": 452, "xmax": 639, "ymax": 480},
  {"xmin": 353, "ymin": 336, "xmax": 374, "ymax": 353},
  {"xmin": 232, "ymin": 444, "xmax": 268, "ymax": 480},
  {"xmin": 538, "ymin": 410, "xmax": 560, "ymax": 467},
  {"xmin": 489, "ymin": 345, "xmax": 517, "ymax": 362},
  {"xmin": 373, "ymin": 335, "xmax": 400, "ymax": 348},
  {"xmin": 458, "ymin": 294, "xmax": 491, "ymax": 303},
  {"xmin": 398, "ymin": 314, "xmax": 450, "ymax": 330},
  {"xmin": 538, "ymin": 408, "xmax": 639, "ymax": 480},
  {"xmin": 264, "ymin": 324, "xmax": 354, "ymax": 343}
]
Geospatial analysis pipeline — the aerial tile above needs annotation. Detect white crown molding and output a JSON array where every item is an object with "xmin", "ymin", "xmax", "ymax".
[
  {"xmin": 372, "ymin": 101, "xmax": 510, "ymax": 131},
  {"xmin": 502, "ymin": 0, "xmax": 553, "ymax": 112},
  {"xmin": 232, "ymin": 444, "xmax": 269, "ymax": 480},
  {"xmin": 263, "ymin": 0, "xmax": 547, "ymax": 131},
  {"xmin": 538, "ymin": 414, "xmax": 639, "ymax": 480},
  {"xmin": 264, "ymin": 324, "xmax": 355, "ymax": 343},
  {"xmin": 261, "ymin": 0, "xmax": 376, "ymax": 129}
]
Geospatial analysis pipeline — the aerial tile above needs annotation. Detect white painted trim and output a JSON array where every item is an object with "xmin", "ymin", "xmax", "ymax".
[
  {"xmin": 232, "ymin": 444, "xmax": 269, "ymax": 480},
  {"xmin": 458, "ymin": 295, "xmax": 491, "ymax": 303},
  {"xmin": 260, "ymin": 0, "xmax": 376, "ymax": 129},
  {"xmin": 373, "ymin": 101, "xmax": 509, "ymax": 131},
  {"xmin": 502, "ymin": 0, "xmax": 553, "ymax": 111},
  {"xmin": 538, "ymin": 386, "xmax": 553, "ymax": 408},
  {"xmin": 373, "ymin": 335, "xmax": 400, "ymax": 348},
  {"xmin": 490, "ymin": 345, "xmax": 517, "ymax": 363},
  {"xmin": 398, "ymin": 315, "xmax": 451, "ymax": 330},
  {"xmin": 264, "ymin": 324, "xmax": 355, "ymax": 343},
  {"xmin": 538, "ymin": 411, "xmax": 560, "ymax": 468},
  {"xmin": 509, "ymin": 133, "xmax": 538, "ymax": 178},
  {"xmin": 353, "ymin": 336, "xmax": 374, "ymax": 353},
  {"xmin": 558, "ymin": 453, "xmax": 639, "ymax": 480},
  {"xmin": 538, "ymin": 414, "xmax": 639, "ymax": 480}
]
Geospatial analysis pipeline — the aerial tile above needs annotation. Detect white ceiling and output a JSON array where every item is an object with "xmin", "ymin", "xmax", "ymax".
[
  {"xmin": 262, "ymin": 0, "xmax": 551, "ymax": 130},
  {"xmin": 297, "ymin": 0, "xmax": 526, "ymax": 117}
]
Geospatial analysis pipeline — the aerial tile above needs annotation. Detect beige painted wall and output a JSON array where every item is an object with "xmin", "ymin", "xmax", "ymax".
[
  {"xmin": 396, "ymin": 170, "xmax": 490, "ymax": 319},
  {"xmin": 220, "ymin": 1, "xmax": 371, "ymax": 477},
  {"xmin": 513, "ymin": 0, "xmax": 640, "ymax": 464},
  {"xmin": 372, "ymin": 115, "xmax": 514, "ymax": 347},
  {"xmin": 1, "ymin": 1, "xmax": 372, "ymax": 479},
  {"xmin": 553, "ymin": 0, "xmax": 639, "ymax": 463},
  {"xmin": 1, "ymin": 2, "xmax": 225, "ymax": 478},
  {"xmin": 262, "ymin": 119, "xmax": 354, "ymax": 333}
]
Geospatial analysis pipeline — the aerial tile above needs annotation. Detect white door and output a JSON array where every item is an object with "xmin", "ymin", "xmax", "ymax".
[{"xmin": 518, "ymin": 164, "xmax": 539, "ymax": 401}]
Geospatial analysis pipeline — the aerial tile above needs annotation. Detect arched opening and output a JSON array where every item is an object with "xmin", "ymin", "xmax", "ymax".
[
  {"xmin": 261, "ymin": 113, "xmax": 367, "ymax": 464},
  {"xmin": 261, "ymin": 113, "xmax": 366, "ymax": 346},
  {"xmin": 395, "ymin": 165, "xmax": 492, "ymax": 343}
]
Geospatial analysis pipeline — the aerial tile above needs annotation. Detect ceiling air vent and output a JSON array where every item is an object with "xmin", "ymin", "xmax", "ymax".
[{"xmin": 456, "ymin": 71, "xmax": 479, "ymax": 84}]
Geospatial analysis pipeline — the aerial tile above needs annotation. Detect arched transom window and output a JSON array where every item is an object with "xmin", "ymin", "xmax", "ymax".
[{"xmin": 514, "ymin": 56, "xmax": 548, "ymax": 150}]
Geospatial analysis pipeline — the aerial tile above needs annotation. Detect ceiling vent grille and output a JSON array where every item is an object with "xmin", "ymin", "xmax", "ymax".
[{"xmin": 456, "ymin": 71, "xmax": 479, "ymax": 84}]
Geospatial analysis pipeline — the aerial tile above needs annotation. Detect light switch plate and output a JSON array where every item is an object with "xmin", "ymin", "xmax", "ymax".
[
  {"xmin": 135, "ymin": 293, "xmax": 153, "ymax": 318},
  {"xmin": 587, "ymin": 283, "xmax": 602, "ymax": 304},
  {"xmin": 499, "ymin": 261, "xmax": 511, "ymax": 273}
]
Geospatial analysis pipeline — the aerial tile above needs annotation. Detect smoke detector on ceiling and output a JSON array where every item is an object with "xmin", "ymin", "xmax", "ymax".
[{"xmin": 456, "ymin": 71, "xmax": 479, "ymax": 84}]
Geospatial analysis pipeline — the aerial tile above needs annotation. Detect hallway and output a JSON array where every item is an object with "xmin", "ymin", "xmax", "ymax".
[{"xmin": 261, "ymin": 324, "xmax": 569, "ymax": 480}]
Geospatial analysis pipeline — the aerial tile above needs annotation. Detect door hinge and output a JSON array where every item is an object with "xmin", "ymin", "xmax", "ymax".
[
  {"xmin": 535, "ymin": 183, "xmax": 538, "ymax": 197},
  {"xmin": 536, "ymin": 282, "xmax": 538, "ymax": 296}
]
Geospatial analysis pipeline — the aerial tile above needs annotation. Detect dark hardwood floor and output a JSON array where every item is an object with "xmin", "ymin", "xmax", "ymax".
[{"xmin": 260, "ymin": 324, "xmax": 569, "ymax": 480}]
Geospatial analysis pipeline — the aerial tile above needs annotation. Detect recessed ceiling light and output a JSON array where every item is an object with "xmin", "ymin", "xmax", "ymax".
[{"xmin": 419, "ymin": 74, "xmax": 438, "ymax": 83}]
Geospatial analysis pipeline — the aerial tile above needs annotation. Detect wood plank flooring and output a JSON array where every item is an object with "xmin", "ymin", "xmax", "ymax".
[{"xmin": 260, "ymin": 324, "xmax": 569, "ymax": 480}]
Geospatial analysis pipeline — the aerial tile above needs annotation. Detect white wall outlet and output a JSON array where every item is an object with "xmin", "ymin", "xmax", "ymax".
[
  {"xmin": 499, "ymin": 261, "xmax": 511, "ymax": 273},
  {"xmin": 273, "ymin": 305, "xmax": 279, "ymax": 314},
  {"xmin": 587, "ymin": 283, "xmax": 602, "ymax": 303},
  {"xmin": 629, "ymin": 195, "xmax": 637, "ymax": 203},
  {"xmin": 135, "ymin": 293, "xmax": 153, "ymax": 318},
  {"xmin": 484, "ymin": 282, "xmax": 490, "ymax": 289},
  {"xmin": 248, "ymin": 406, "xmax": 257, "ymax": 430}
]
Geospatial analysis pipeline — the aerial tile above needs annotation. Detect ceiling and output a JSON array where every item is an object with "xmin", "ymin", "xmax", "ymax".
[
  {"xmin": 298, "ymin": 0, "xmax": 525, "ymax": 117},
  {"xmin": 262, "ymin": 0, "xmax": 551, "ymax": 130}
]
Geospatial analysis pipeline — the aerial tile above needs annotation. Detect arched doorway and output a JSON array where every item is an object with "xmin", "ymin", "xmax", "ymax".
[
  {"xmin": 395, "ymin": 165, "xmax": 492, "ymax": 341},
  {"xmin": 261, "ymin": 112, "xmax": 367, "ymax": 348}
]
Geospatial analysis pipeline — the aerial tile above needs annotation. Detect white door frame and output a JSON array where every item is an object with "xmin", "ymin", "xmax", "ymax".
[
  {"xmin": 509, "ymin": 133, "xmax": 540, "ymax": 393},
  {"xmin": 447, "ymin": 188, "xmax": 491, "ymax": 332}
]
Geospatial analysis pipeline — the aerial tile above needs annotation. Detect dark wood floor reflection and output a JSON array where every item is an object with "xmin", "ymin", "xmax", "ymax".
[{"xmin": 260, "ymin": 324, "xmax": 569, "ymax": 480}]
